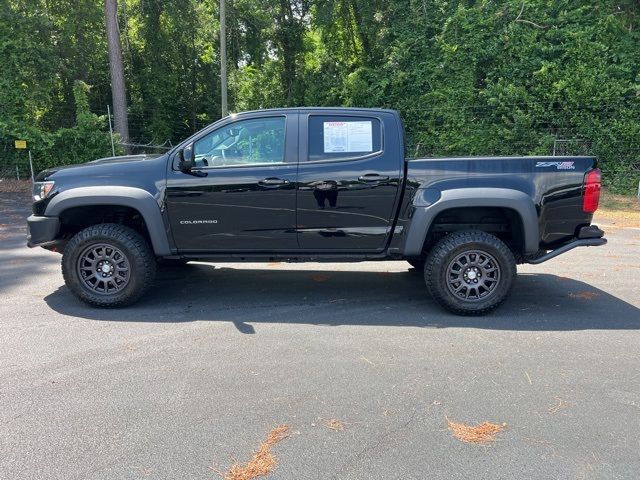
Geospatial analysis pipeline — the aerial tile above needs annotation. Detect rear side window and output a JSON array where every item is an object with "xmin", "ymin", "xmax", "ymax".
[{"xmin": 307, "ymin": 115, "xmax": 382, "ymax": 161}]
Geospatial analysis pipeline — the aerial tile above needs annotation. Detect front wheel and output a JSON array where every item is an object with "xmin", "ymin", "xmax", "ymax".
[
  {"xmin": 62, "ymin": 224, "xmax": 156, "ymax": 307},
  {"xmin": 424, "ymin": 231, "xmax": 516, "ymax": 315}
]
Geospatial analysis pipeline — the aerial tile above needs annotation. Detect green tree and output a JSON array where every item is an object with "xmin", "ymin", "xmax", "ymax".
[{"xmin": 1, "ymin": 0, "xmax": 638, "ymax": 191}]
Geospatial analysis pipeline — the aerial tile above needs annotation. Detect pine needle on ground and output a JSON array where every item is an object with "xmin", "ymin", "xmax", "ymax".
[
  {"xmin": 218, "ymin": 425, "xmax": 290, "ymax": 480},
  {"xmin": 446, "ymin": 417, "xmax": 506, "ymax": 444},
  {"xmin": 548, "ymin": 397, "xmax": 573, "ymax": 415},
  {"xmin": 568, "ymin": 291, "xmax": 600, "ymax": 300},
  {"xmin": 324, "ymin": 418, "xmax": 346, "ymax": 431}
]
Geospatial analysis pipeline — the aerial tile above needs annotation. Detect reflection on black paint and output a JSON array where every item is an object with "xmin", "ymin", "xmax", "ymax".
[{"xmin": 311, "ymin": 181, "xmax": 339, "ymax": 209}]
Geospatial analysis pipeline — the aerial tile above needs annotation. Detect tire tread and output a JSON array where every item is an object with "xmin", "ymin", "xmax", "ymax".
[
  {"xmin": 62, "ymin": 224, "xmax": 156, "ymax": 308},
  {"xmin": 424, "ymin": 230, "xmax": 516, "ymax": 315}
]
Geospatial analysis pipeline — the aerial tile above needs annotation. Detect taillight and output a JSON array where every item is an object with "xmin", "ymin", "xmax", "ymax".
[{"xmin": 583, "ymin": 168, "xmax": 601, "ymax": 213}]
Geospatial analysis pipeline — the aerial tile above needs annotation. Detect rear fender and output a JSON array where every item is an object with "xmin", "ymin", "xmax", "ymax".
[{"xmin": 403, "ymin": 188, "xmax": 539, "ymax": 256}]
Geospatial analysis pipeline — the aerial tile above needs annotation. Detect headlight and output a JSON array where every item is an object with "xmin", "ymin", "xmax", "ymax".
[{"xmin": 33, "ymin": 181, "xmax": 55, "ymax": 201}]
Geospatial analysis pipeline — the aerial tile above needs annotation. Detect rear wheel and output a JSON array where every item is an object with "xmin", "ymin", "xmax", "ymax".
[
  {"xmin": 62, "ymin": 224, "xmax": 156, "ymax": 307},
  {"xmin": 424, "ymin": 231, "xmax": 516, "ymax": 315}
]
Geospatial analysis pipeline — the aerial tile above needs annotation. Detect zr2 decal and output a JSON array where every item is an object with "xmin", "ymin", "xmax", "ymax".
[{"xmin": 535, "ymin": 161, "xmax": 575, "ymax": 170}]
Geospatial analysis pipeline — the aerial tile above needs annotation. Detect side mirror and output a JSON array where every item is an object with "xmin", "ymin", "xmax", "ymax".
[{"xmin": 178, "ymin": 144, "xmax": 194, "ymax": 172}]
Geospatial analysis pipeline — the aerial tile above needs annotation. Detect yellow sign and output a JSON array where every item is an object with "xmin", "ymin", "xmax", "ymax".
[{"xmin": 15, "ymin": 140, "xmax": 27, "ymax": 149}]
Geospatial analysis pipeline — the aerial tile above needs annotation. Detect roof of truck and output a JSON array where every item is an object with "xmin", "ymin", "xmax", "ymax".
[{"xmin": 228, "ymin": 107, "xmax": 399, "ymax": 117}]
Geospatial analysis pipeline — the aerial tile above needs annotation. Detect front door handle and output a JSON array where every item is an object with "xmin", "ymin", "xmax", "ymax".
[
  {"xmin": 259, "ymin": 177, "xmax": 290, "ymax": 187},
  {"xmin": 358, "ymin": 174, "xmax": 389, "ymax": 182}
]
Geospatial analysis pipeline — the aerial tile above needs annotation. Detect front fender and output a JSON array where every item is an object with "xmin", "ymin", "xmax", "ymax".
[
  {"xmin": 44, "ymin": 186, "xmax": 172, "ymax": 256},
  {"xmin": 403, "ymin": 187, "xmax": 539, "ymax": 256}
]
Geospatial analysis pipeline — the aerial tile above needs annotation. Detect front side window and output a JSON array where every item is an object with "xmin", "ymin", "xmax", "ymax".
[
  {"xmin": 193, "ymin": 117, "xmax": 286, "ymax": 167},
  {"xmin": 308, "ymin": 115, "xmax": 382, "ymax": 161}
]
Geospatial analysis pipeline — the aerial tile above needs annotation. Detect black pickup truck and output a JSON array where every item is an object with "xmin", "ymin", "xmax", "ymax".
[{"xmin": 27, "ymin": 108, "xmax": 606, "ymax": 314}]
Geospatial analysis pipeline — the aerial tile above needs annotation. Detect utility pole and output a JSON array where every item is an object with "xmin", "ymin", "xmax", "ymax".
[
  {"xmin": 220, "ymin": 0, "xmax": 228, "ymax": 117},
  {"xmin": 28, "ymin": 150, "xmax": 34, "ymax": 182}
]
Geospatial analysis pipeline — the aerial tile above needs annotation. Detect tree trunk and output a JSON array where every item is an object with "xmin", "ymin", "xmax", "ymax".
[
  {"xmin": 104, "ymin": 0, "xmax": 130, "ymax": 153},
  {"xmin": 350, "ymin": 0, "xmax": 371, "ymax": 61},
  {"xmin": 277, "ymin": 0, "xmax": 299, "ymax": 106}
]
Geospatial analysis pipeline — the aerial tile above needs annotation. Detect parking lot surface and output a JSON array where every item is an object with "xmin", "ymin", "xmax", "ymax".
[{"xmin": 1, "ymin": 192, "xmax": 639, "ymax": 479}]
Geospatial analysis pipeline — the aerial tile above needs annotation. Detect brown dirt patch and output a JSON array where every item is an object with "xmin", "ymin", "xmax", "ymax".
[
  {"xmin": 596, "ymin": 191, "xmax": 640, "ymax": 228},
  {"xmin": 446, "ymin": 417, "xmax": 506, "ymax": 444},
  {"xmin": 0, "ymin": 179, "xmax": 31, "ymax": 193},
  {"xmin": 596, "ymin": 211, "xmax": 640, "ymax": 228}
]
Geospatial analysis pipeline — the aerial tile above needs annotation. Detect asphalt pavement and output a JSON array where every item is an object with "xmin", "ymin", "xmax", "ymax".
[{"xmin": 1, "ymin": 192, "xmax": 639, "ymax": 480}]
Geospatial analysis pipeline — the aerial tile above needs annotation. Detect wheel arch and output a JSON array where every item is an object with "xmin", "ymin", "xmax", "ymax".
[
  {"xmin": 403, "ymin": 188, "xmax": 539, "ymax": 257},
  {"xmin": 45, "ymin": 186, "xmax": 171, "ymax": 256}
]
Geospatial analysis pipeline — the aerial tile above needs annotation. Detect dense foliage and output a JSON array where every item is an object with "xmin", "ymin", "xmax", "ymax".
[{"xmin": 1, "ymin": 0, "xmax": 639, "ymax": 191}]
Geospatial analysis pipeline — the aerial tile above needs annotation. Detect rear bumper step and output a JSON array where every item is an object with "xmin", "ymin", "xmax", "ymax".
[{"xmin": 527, "ymin": 225, "xmax": 606, "ymax": 265}]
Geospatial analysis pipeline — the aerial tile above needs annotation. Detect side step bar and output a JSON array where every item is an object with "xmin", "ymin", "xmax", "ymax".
[{"xmin": 527, "ymin": 225, "xmax": 607, "ymax": 265}]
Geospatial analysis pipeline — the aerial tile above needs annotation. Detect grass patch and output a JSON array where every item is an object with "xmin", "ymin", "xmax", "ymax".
[
  {"xmin": 595, "ymin": 190, "xmax": 640, "ymax": 228},
  {"xmin": 599, "ymin": 190, "xmax": 640, "ymax": 212}
]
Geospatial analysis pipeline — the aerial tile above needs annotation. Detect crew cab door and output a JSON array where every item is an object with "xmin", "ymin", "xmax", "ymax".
[
  {"xmin": 166, "ymin": 113, "xmax": 298, "ymax": 251},
  {"xmin": 296, "ymin": 111, "xmax": 403, "ymax": 251}
]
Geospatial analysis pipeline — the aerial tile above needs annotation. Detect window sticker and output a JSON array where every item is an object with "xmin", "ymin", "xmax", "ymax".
[
  {"xmin": 346, "ymin": 121, "xmax": 373, "ymax": 152},
  {"xmin": 323, "ymin": 121, "xmax": 372, "ymax": 153}
]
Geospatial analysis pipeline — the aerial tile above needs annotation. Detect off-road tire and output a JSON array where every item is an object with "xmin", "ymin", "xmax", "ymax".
[
  {"xmin": 62, "ymin": 224, "xmax": 156, "ymax": 307},
  {"xmin": 424, "ymin": 230, "xmax": 516, "ymax": 315}
]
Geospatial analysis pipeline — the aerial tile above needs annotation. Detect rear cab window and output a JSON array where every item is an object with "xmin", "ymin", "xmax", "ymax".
[{"xmin": 307, "ymin": 115, "xmax": 382, "ymax": 162}]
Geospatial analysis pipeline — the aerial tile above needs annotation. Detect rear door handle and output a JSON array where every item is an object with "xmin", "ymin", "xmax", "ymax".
[
  {"xmin": 358, "ymin": 174, "xmax": 389, "ymax": 182},
  {"xmin": 259, "ymin": 177, "xmax": 290, "ymax": 187}
]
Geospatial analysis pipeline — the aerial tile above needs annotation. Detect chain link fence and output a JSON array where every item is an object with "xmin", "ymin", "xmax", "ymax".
[
  {"xmin": 552, "ymin": 139, "xmax": 593, "ymax": 157},
  {"xmin": 0, "ymin": 142, "xmax": 34, "ymax": 182},
  {"xmin": 2, "ymin": 107, "xmax": 639, "ymax": 195}
]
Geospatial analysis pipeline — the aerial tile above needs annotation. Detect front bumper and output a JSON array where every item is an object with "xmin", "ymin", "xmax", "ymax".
[
  {"xmin": 26, "ymin": 215, "xmax": 60, "ymax": 248},
  {"xmin": 527, "ymin": 225, "xmax": 606, "ymax": 265}
]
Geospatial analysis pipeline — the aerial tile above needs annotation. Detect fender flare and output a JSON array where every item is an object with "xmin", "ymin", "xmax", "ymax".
[
  {"xmin": 45, "ymin": 186, "xmax": 171, "ymax": 256},
  {"xmin": 403, "ymin": 187, "xmax": 539, "ymax": 256}
]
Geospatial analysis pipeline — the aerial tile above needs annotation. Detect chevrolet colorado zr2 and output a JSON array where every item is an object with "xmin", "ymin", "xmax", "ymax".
[{"xmin": 27, "ymin": 108, "xmax": 606, "ymax": 315}]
